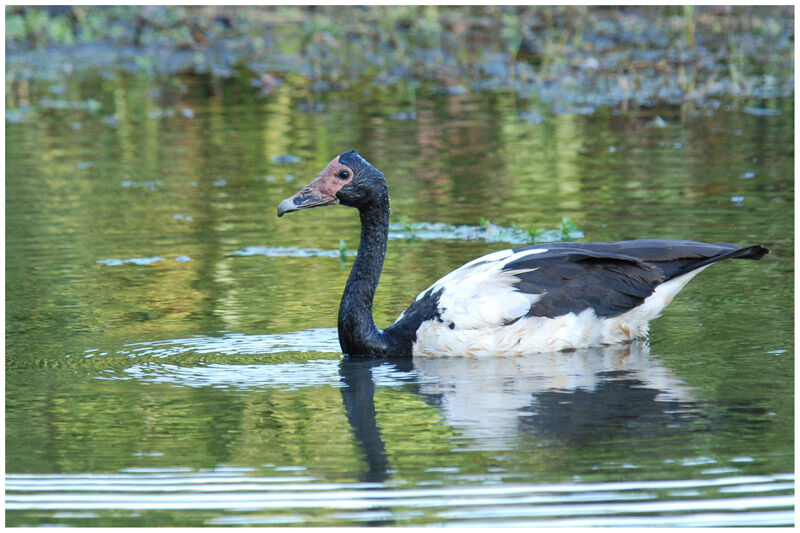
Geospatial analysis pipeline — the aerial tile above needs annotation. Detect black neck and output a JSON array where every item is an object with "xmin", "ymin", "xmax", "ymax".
[{"xmin": 338, "ymin": 196, "xmax": 391, "ymax": 356}]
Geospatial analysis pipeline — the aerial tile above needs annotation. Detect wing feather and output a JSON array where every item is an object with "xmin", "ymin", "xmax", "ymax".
[{"xmin": 400, "ymin": 239, "xmax": 763, "ymax": 332}]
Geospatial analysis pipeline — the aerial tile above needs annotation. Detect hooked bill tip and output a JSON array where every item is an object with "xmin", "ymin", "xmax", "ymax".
[{"xmin": 277, "ymin": 198, "xmax": 296, "ymax": 217}]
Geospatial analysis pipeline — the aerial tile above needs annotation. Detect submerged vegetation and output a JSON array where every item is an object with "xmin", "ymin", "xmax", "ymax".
[{"xmin": 6, "ymin": 6, "xmax": 794, "ymax": 114}]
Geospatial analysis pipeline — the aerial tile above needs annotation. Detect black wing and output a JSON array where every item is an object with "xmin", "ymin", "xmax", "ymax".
[{"xmin": 504, "ymin": 239, "xmax": 768, "ymax": 319}]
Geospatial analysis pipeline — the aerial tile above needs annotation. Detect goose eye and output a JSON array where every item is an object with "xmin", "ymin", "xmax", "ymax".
[{"xmin": 337, "ymin": 170, "xmax": 350, "ymax": 180}]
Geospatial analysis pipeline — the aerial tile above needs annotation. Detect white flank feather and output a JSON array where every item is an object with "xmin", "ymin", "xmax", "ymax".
[
  {"xmin": 405, "ymin": 247, "xmax": 549, "ymax": 330},
  {"xmin": 411, "ymin": 266, "xmax": 710, "ymax": 357}
]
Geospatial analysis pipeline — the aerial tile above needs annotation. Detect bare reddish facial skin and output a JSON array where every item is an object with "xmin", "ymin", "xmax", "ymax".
[
  {"xmin": 308, "ymin": 156, "xmax": 354, "ymax": 197},
  {"xmin": 287, "ymin": 156, "xmax": 354, "ymax": 208}
]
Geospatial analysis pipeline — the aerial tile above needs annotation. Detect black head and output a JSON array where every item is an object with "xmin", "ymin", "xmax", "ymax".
[{"xmin": 277, "ymin": 151, "xmax": 386, "ymax": 216}]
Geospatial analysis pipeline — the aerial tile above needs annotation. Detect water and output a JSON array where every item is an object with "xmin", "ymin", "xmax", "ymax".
[{"xmin": 5, "ymin": 71, "xmax": 793, "ymax": 526}]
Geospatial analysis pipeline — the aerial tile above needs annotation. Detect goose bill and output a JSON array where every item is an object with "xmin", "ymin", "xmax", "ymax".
[{"xmin": 277, "ymin": 188, "xmax": 339, "ymax": 217}]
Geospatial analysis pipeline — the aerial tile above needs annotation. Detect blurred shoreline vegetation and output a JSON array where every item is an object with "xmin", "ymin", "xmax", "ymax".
[{"xmin": 5, "ymin": 5, "xmax": 794, "ymax": 113}]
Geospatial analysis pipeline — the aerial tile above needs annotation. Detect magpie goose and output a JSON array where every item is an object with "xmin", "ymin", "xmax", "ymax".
[{"xmin": 278, "ymin": 151, "xmax": 768, "ymax": 357}]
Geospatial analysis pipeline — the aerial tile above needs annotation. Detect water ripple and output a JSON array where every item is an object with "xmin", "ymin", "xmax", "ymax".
[
  {"xmin": 6, "ymin": 471, "xmax": 793, "ymax": 526},
  {"xmin": 121, "ymin": 327, "xmax": 341, "ymax": 357},
  {"xmin": 115, "ymin": 360, "xmax": 342, "ymax": 391},
  {"xmin": 100, "ymin": 357, "xmax": 425, "ymax": 391}
]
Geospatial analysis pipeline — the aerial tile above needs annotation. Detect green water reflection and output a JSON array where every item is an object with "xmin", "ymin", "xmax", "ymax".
[{"xmin": 6, "ymin": 73, "xmax": 793, "ymax": 526}]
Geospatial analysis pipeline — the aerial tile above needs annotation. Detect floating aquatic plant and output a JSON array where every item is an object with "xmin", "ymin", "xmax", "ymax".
[
  {"xmin": 235, "ymin": 215, "xmax": 585, "ymax": 265},
  {"xmin": 389, "ymin": 216, "xmax": 584, "ymax": 245},
  {"xmin": 395, "ymin": 215, "xmax": 417, "ymax": 239}
]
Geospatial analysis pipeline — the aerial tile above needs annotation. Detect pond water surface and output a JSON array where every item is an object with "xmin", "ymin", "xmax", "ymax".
[{"xmin": 5, "ymin": 74, "xmax": 793, "ymax": 526}]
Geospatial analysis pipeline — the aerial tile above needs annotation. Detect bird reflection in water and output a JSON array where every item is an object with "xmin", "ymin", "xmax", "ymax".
[{"xmin": 339, "ymin": 342, "xmax": 699, "ymax": 482}]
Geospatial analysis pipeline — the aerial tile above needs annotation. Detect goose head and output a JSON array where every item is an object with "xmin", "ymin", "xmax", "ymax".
[{"xmin": 277, "ymin": 151, "xmax": 386, "ymax": 217}]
